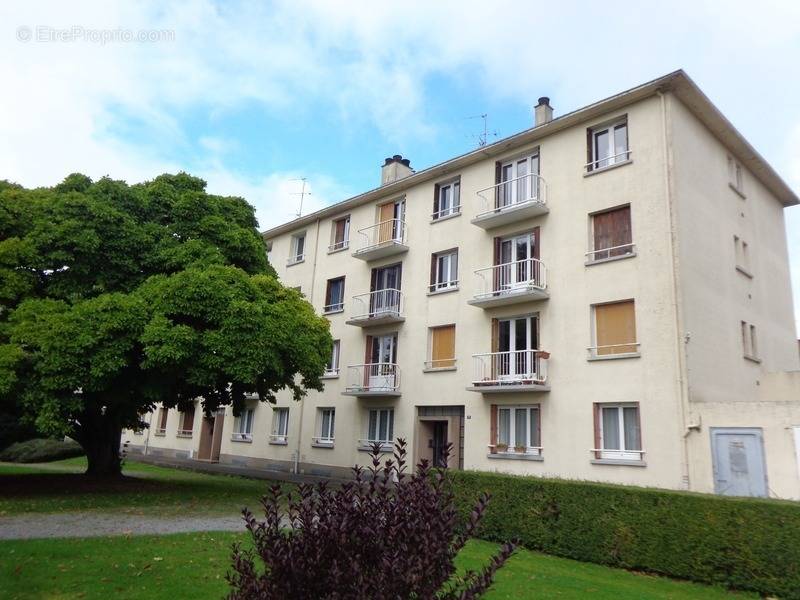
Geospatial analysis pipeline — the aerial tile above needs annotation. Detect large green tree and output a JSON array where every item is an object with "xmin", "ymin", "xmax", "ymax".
[{"xmin": 0, "ymin": 173, "xmax": 331, "ymax": 477}]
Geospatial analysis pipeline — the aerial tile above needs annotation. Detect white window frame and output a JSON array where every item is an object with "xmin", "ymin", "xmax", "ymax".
[
  {"xmin": 289, "ymin": 233, "xmax": 306, "ymax": 265},
  {"xmin": 325, "ymin": 340, "xmax": 340, "ymax": 376},
  {"xmin": 270, "ymin": 407, "xmax": 289, "ymax": 444},
  {"xmin": 597, "ymin": 403, "xmax": 642, "ymax": 461},
  {"xmin": 728, "ymin": 155, "xmax": 744, "ymax": 195},
  {"xmin": 588, "ymin": 118, "xmax": 629, "ymax": 171},
  {"xmin": 432, "ymin": 249, "xmax": 458, "ymax": 291},
  {"xmin": 315, "ymin": 407, "xmax": 335, "ymax": 446},
  {"xmin": 232, "ymin": 408, "xmax": 254, "ymax": 441},
  {"xmin": 364, "ymin": 408, "xmax": 394, "ymax": 448},
  {"xmin": 741, "ymin": 321, "xmax": 759, "ymax": 361},
  {"xmin": 433, "ymin": 179, "xmax": 461, "ymax": 220},
  {"xmin": 495, "ymin": 405, "xmax": 541, "ymax": 455}
]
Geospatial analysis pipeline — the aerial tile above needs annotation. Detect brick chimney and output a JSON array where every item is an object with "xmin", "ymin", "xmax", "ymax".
[
  {"xmin": 381, "ymin": 155, "xmax": 414, "ymax": 185},
  {"xmin": 534, "ymin": 97, "xmax": 553, "ymax": 126}
]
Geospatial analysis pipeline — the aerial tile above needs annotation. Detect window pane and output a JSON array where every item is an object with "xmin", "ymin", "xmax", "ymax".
[
  {"xmin": 514, "ymin": 409, "xmax": 527, "ymax": 447},
  {"xmin": 613, "ymin": 124, "xmax": 628, "ymax": 159},
  {"xmin": 450, "ymin": 252, "xmax": 458, "ymax": 282},
  {"xmin": 329, "ymin": 410, "xmax": 335, "ymax": 438},
  {"xmin": 602, "ymin": 407, "xmax": 620, "ymax": 450},
  {"xmin": 296, "ymin": 236, "xmax": 305, "ymax": 256},
  {"xmin": 440, "ymin": 185, "xmax": 451, "ymax": 211},
  {"xmin": 388, "ymin": 410, "xmax": 394, "ymax": 441},
  {"xmin": 379, "ymin": 410, "xmax": 388, "ymax": 441},
  {"xmin": 368, "ymin": 410, "xmax": 377, "ymax": 440},
  {"xmin": 594, "ymin": 130, "xmax": 610, "ymax": 167},
  {"xmin": 529, "ymin": 408, "xmax": 540, "ymax": 447},
  {"xmin": 498, "ymin": 409, "xmax": 510, "ymax": 445},
  {"xmin": 453, "ymin": 182, "xmax": 460, "ymax": 208},
  {"xmin": 623, "ymin": 407, "xmax": 640, "ymax": 451}
]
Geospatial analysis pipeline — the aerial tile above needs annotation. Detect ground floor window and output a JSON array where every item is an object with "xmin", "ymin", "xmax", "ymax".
[
  {"xmin": 315, "ymin": 408, "xmax": 335, "ymax": 445},
  {"xmin": 366, "ymin": 408, "xmax": 394, "ymax": 447},
  {"xmin": 155, "ymin": 407, "xmax": 168, "ymax": 435},
  {"xmin": 178, "ymin": 404, "xmax": 195, "ymax": 436},
  {"xmin": 594, "ymin": 403, "xmax": 642, "ymax": 460},
  {"xmin": 495, "ymin": 405, "xmax": 540, "ymax": 454},
  {"xmin": 233, "ymin": 408, "xmax": 254, "ymax": 441},
  {"xmin": 271, "ymin": 407, "xmax": 289, "ymax": 444}
]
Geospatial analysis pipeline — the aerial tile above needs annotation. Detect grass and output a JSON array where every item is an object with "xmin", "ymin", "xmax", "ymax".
[
  {"xmin": 0, "ymin": 533, "xmax": 754, "ymax": 600},
  {"xmin": 0, "ymin": 458, "xmax": 283, "ymax": 517}
]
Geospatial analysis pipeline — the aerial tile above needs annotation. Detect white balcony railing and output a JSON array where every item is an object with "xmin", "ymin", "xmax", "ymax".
[
  {"xmin": 345, "ymin": 363, "xmax": 400, "ymax": 394},
  {"xmin": 585, "ymin": 150, "xmax": 632, "ymax": 173},
  {"xmin": 431, "ymin": 205, "xmax": 461, "ymax": 221},
  {"xmin": 475, "ymin": 173, "xmax": 546, "ymax": 219},
  {"xmin": 424, "ymin": 358, "xmax": 457, "ymax": 370},
  {"xmin": 587, "ymin": 342, "xmax": 640, "ymax": 359},
  {"xmin": 323, "ymin": 300, "xmax": 345, "ymax": 314},
  {"xmin": 473, "ymin": 258, "xmax": 546, "ymax": 300},
  {"xmin": 471, "ymin": 350, "xmax": 548, "ymax": 387},
  {"xmin": 176, "ymin": 428, "xmax": 193, "ymax": 437},
  {"xmin": 585, "ymin": 243, "xmax": 636, "ymax": 262},
  {"xmin": 356, "ymin": 219, "xmax": 406, "ymax": 253},
  {"xmin": 328, "ymin": 240, "xmax": 349, "ymax": 253},
  {"xmin": 350, "ymin": 289, "xmax": 402, "ymax": 321},
  {"xmin": 590, "ymin": 448, "xmax": 645, "ymax": 461},
  {"xmin": 287, "ymin": 254, "xmax": 304, "ymax": 266}
]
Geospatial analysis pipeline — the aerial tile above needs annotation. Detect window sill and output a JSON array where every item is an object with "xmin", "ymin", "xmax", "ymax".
[
  {"xmin": 423, "ymin": 366, "xmax": 457, "ymax": 373},
  {"xmin": 311, "ymin": 442, "xmax": 335, "ymax": 449},
  {"xmin": 357, "ymin": 445, "xmax": 393, "ymax": 453},
  {"xmin": 743, "ymin": 354, "xmax": 762, "ymax": 364},
  {"xmin": 286, "ymin": 258, "xmax": 305, "ymax": 267},
  {"xmin": 585, "ymin": 251, "xmax": 636, "ymax": 267},
  {"xmin": 583, "ymin": 158, "xmax": 633, "ymax": 178},
  {"xmin": 427, "ymin": 286, "xmax": 459, "ymax": 297},
  {"xmin": 735, "ymin": 265, "xmax": 754, "ymax": 279},
  {"xmin": 175, "ymin": 433, "xmax": 193, "ymax": 439},
  {"xmin": 323, "ymin": 308, "xmax": 345, "ymax": 316},
  {"xmin": 591, "ymin": 458, "xmax": 647, "ymax": 467},
  {"xmin": 269, "ymin": 440, "xmax": 288, "ymax": 446},
  {"xmin": 231, "ymin": 436, "xmax": 253, "ymax": 443},
  {"xmin": 327, "ymin": 245, "xmax": 350, "ymax": 255},
  {"xmin": 430, "ymin": 211, "xmax": 462, "ymax": 224},
  {"xmin": 587, "ymin": 352, "xmax": 641, "ymax": 362},
  {"xmin": 321, "ymin": 372, "xmax": 340, "ymax": 379},
  {"xmin": 729, "ymin": 182, "xmax": 746, "ymax": 199},
  {"xmin": 154, "ymin": 432, "xmax": 166, "ymax": 437},
  {"xmin": 487, "ymin": 452, "xmax": 543, "ymax": 462}
]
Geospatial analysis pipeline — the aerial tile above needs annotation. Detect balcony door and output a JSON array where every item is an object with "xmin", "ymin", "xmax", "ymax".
[
  {"xmin": 370, "ymin": 264, "xmax": 402, "ymax": 315},
  {"xmin": 368, "ymin": 334, "xmax": 397, "ymax": 390},
  {"xmin": 498, "ymin": 153, "xmax": 539, "ymax": 208},
  {"xmin": 497, "ymin": 232, "xmax": 537, "ymax": 290},
  {"xmin": 496, "ymin": 316, "xmax": 539, "ymax": 380},
  {"xmin": 378, "ymin": 199, "xmax": 405, "ymax": 243}
]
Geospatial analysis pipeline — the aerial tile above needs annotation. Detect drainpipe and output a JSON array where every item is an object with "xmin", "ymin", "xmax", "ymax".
[
  {"xmin": 658, "ymin": 90, "xmax": 692, "ymax": 490},
  {"xmin": 293, "ymin": 217, "xmax": 322, "ymax": 475}
]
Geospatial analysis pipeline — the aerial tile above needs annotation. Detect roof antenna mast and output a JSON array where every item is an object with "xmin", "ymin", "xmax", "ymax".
[
  {"xmin": 467, "ymin": 113, "xmax": 498, "ymax": 147},
  {"xmin": 290, "ymin": 177, "xmax": 310, "ymax": 218}
]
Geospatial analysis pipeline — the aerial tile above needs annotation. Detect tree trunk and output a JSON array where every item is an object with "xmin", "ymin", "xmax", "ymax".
[{"xmin": 77, "ymin": 410, "xmax": 124, "ymax": 479}]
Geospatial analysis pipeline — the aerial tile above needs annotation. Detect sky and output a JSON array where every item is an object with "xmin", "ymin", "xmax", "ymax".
[{"xmin": 1, "ymin": 0, "xmax": 799, "ymax": 332}]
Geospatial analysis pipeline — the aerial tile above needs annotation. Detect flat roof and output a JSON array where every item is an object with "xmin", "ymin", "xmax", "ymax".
[{"xmin": 263, "ymin": 69, "xmax": 798, "ymax": 238}]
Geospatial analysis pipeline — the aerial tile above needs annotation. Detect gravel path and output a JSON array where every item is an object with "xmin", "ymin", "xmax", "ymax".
[{"xmin": 0, "ymin": 512, "xmax": 247, "ymax": 540}]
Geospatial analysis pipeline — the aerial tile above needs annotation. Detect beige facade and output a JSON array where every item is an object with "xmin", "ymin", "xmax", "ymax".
[{"xmin": 126, "ymin": 71, "xmax": 800, "ymax": 499}]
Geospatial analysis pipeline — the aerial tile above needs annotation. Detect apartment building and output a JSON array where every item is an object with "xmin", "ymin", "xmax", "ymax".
[{"xmin": 126, "ymin": 70, "xmax": 800, "ymax": 499}]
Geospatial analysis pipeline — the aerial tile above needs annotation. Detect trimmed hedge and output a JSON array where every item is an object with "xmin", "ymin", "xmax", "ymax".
[
  {"xmin": 450, "ymin": 470, "xmax": 800, "ymax": 598},
  {"xmin": 0, "ymin": 438, "xmax": 84, "ymax": 463}
]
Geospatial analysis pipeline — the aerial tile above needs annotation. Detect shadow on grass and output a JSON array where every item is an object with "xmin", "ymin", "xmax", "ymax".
[{"xmin": 0, "ymin": 473, "xmax": 166, "ymax": 497}]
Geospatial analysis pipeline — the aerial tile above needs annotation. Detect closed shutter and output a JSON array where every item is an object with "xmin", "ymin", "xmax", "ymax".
[
  {"xmin": 159, "ymin": 408, "xmax": 168, "ymax": 430},
  {"xmin": 325, "ymin": 280, "xmax": 332, "ymax": 307},
  {"xmin": 182, "ymin": 405, "xmax": 195, "ymax": 431},
  {"xmin": 431, "ymin": 325, "xmax": 455, "ymax": 368},
  {"xmin": 430, "ymin": 254, "xmax": 437, "ymax": 292},
  {"xmin": 334, "ymin": 218, "xmax": 346, "ymax": 245},
  {"xmin": 595, "ymin": 300, "xmax": 637, "ymax": 355},
  {"xmin": 492, "ymin": 237, "xmax": 502, "ymax": 291},
  {"xmin": 433, "ymin": 184, "xmax": 440, "ymax": 217},
  {"xmin": 490, "ymin": 404, "xmax": 498, "ymax": 454},
  {"xmin": 491, "ymin": 318, "xmax": 499, "ymax": 353},
  {"xmin": 364, "ymin": 336, "xmax": 373, "ymax": 386},
  {"xmin": 593, "ymin": 206, "xmax": 631, "ymax": 258},
  {"xmin": 378, "ymin": 203, "xmax": 395, "ymax": 243}
]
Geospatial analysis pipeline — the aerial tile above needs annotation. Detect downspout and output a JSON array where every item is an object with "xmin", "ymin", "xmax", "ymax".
[
  {"xmin": 658, "ymin": 90, "xmax": 692, "ymax": 490},
  {"xmin": 293, "ymin": 217, "xmax": 322, "ymax": 475}
]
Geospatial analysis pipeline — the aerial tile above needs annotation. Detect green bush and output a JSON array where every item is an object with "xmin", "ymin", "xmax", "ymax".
[
  {"xmin": 449, "ymin": 470, "xmax": 800, "ymax": 598},
  {"xmin": 0, "ymin": 438, "xmax": 84, "ymax": 463}
]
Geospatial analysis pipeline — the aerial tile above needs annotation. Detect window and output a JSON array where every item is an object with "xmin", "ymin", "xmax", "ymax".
[
  {"xmin": 326, "ymin": 340, "xmax": 340, "ymax": 376},
  {"xmin": 270, "ymin": 407, "xmax": 289, "ymax": 443},
  {"xmin": 232, "ymin": 408, "xmax": 254, "ymax": 441},
  {"xmin": 589, "ymin": 205, "xmax": 633, "ymax": 262},
  {"xmin": 734, "ymin": 235, "xmax": 752, "ymax": 276},
  {"xmin": 315, "ymin": 408, "xmax": 335, "ymax": 445},
  {"xmin": 728, "ymin": 156, "xmax": 744, "ymax": 195},
  {"xmin": 495, "ymin": 405, "xmax": 541, "ymax": 455},
  {"xmin": 365, "ymin": 408, "xmax": 394, "ymax": 447},
  {"xmin": 432, "ymin": 179, "xmax": 461, "ymax": 220},
  {"xmin": 741, "ymin": 321, "xmax": 759, "ymax": 361},
  {"xmin": 591, "ymin": 300, "xmax": 638, "ymax": 358},
  {"xmin": 587, "ymin": 118, "xmax": 629, "ymax": 171},
  {"xmin": 429, "ymin": 249, "xmax": 458, "ymax": 292},
  {"xmin": 324, "ymin": 277, "xmax": 345, "ymax": 313},
  {"xmin": 594, "ymin": 403, "xmax": 642, "ymax": 461},
  {"xmin": 427, "ymin": 325, "xmax": 456, "ymax": 369},
  {"xmin": 329, "ymin": 216, "xmax": 350, "ymax": 252},
  {"xmin": 177, "ymin": 404, "xmax": 195, "ymax": 436},
  {"xmin": 288, "ymin": 233, "xmax": 306, "ymax": 265},
  {"xmin": 155, "ymin": 407, "xmax": 168, "ymax": 435}
]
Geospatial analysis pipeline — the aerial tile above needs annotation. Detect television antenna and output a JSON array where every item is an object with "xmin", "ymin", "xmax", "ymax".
[
  {"xmin": 467, "ymin": 113, "xmax": 497, "ymax": 147},
  {"xmin": 289, "ymin": 178, "xmax": 311, "ymax": 218}
]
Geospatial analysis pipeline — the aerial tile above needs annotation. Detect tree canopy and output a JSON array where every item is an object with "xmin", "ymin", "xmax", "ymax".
[{"xmin": 0, "ymin": 173, "xmax": 331, "ymax": 476}]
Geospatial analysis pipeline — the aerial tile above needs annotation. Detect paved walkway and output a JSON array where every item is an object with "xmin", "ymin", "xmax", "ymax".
[{"xmin": 0, "ymin": 512, "xmax": 247, "ymax": 540}]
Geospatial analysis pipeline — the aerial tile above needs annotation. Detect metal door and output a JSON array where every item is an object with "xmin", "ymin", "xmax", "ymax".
[{"xmin": 711, "ymin": 427, "xmax": 767, "ymax": 497}]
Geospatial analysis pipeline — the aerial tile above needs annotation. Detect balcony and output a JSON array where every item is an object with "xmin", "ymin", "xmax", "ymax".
[
  {"xmin": 342, "ymin": 363, "xmax": 401, "ymax": 397},
  {"xmin": 345, "ymin": 289, "xmax": 404, "ymax": 327},
  {"xmin": 467, "ymin": 350, "xmax": 550, "ymax": 393},
  {"xmin": 352, "ymin": 219, "xmax": 408, "ymax": 261},
  {"xmin": 471, "ymin": 174, "xmax": 548, "ymax": 229},
  {"xmin": 468, "ymin": 258, "xmax": 548, "ymax": 308}
]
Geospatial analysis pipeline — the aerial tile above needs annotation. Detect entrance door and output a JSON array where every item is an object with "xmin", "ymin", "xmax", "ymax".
[
  {"xmin": 432, "ymin": 421, "xmax": 448, "ymax": 468},
  {"xmin": 498, "ymin": 153, "xmax": 540, "ymax": 208},
  {"xmin": 711, "ymin": 428, "xmax": 767, "ymax": 497},
  {"xmin": 370, "ymin": 264, "xmax": 401, "ymax": 315},
  {"xmin": 497, "ymin": 316, "xmax": 538, "ymax": 380},
  {"xmin": 498, "ymin": 233, "xmax": 536, "ymax": 290},
  {"xmin": 369, "ymin": 334, "xmax": 397, "ymax": 390}
]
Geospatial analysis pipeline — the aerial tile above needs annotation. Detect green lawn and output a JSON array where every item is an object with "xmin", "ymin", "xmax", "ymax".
[
  {"xmin": 0, "ymin": 458, "xmax": 284, "ymax": 517},
  {"xmin": 0, "ymin": 533, "xmax": 753, "ymax": 600}
]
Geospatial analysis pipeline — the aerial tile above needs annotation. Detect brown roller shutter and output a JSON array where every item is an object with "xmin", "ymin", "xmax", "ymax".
[
  {"xmin": 182, "ymin": 405, "xmax": 195, "ymax": 431},
  {"xmin": 595, "ymin": 300, "xmax": 636, "ymax": 355},
  {"xmin": 431, "ymin": 325, "xmax": 455, "ymax": 368},
  {"xmin": 378, "ymin": 203, "xmax": 395, "ymax": 243},
  {"xmin": 491, "ymin": 319, "xmax": 499, "ymax": 353}
]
